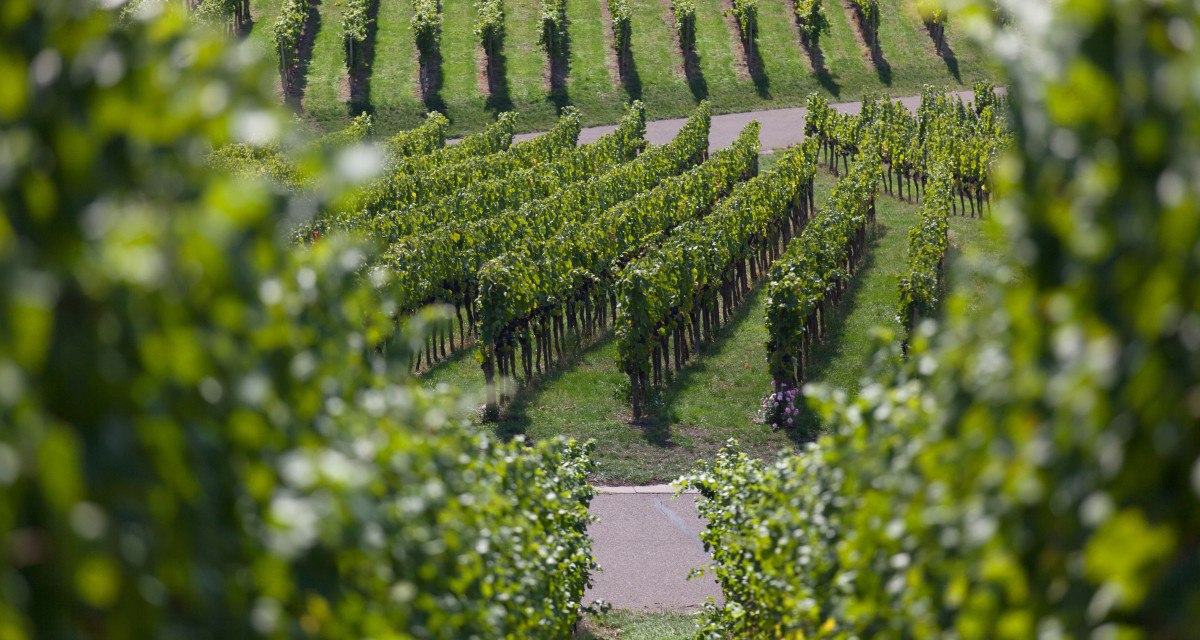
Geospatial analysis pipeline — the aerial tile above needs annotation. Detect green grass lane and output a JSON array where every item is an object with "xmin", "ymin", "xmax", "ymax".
[
  {"xmin": 304, "ymin": 0, "xmax": 347, "ymax": 123},
  {"xmin": 625, "ymin": 0, "xmax": 694, "ymax": 120},
  {"xmin": 690, "ymin": 0, "xmax": 752, "ymax": 105},
  {"xmin": 565, "ymin": 0, "xmax": 628, "ymax": 127},
  {"xmin": 368, "ymin": 0, "xmax": 426, "ymax": 136},
  {"xmin": 751, "ymin": 0, "xmax": 821, "ymax": 101},
  {"xmin": 502, "ymin": 0, "xmax": 553, "ymax": 112},
  {"xmin": 438, "ymin": 0, "xmax": 491, "ymax": 131},
  {"xmin": 579, "ymin": 610, "xmax": 698, "ymax": 639}
]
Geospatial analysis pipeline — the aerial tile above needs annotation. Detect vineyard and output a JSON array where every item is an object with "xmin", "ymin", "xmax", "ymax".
[
  {"xmin": 8, "ymin": 0, "xmax": 1200, "ymax": 639},
  {"xmin": 231, "ymin": 0, "xmax": 990, "ymax": 136}
]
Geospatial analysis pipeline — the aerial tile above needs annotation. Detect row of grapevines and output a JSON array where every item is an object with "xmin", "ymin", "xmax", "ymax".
[
  {"xmin": 794, "ymin": 0, "xmax": 829, "ymax": 43},
  {"xmin": 475, "ymin": 0, "xmax": 505, "ymax": 52},
  {"xmin": 332, "ymin": 107, "xmax": 584, "ymax": 233},
  {"xmin": 293, "ymin": 112, "xmax": 511, "ymax": 243},
  {"xmin": 357, "ymin": 105, "xmax": 646, "ymax": 372},
  {"xmin": 2, "ymin": 2, "xmax": 601, "ymax": 637},
  {"xmin": 764, "ymin": 151, "xmax": 880, "ymax": 403},
  {"xmin": 411, "ymin": 0, "xmax": 441, "ymax": 56},
  {"xmin": 540, "ymin": 0, "xmax": 567, "ymax": 51},
  {"xmin": 674, "ymin": 0, "xmax": 697, "ymax": 43},
  {"xmin": 682, "ymin": 1, "xmax": 1200, "ymax": 636},
  {"xmin": 211, "ymin": 113, "xmax": 378, "ymax": 190},
  {"xmin": 806, "ymin": 87, "xmax": 1008, "ymax": 213},
  {"xmin": 189, "ymin": 0, "xmax": 250, "ymax": 32},
  {"xmin": 730, "ymin": 0, "xmax": 758, "ymax": 41},
  {"xmin": 895, "ymin": 164, "xmax": 951, "ymax": 333},
  {"xmin": 609, "ymin": 0, "xmax": 632, "ymax": 56},
  {"xmin": 616, "ymin": 138, "xmax": 820, "ymax": 417},
  {"xmin": 382, "ymin": 110, "xmax": 449, "ymax": 161},
  {"xmin": 359, "ymin": 105, "xmax": 645, "ymax": 246},
  {"xmin": 378, "ymin": 102, "xmax": 712, "ymax": 370},
  {"xmin": 476, "ymin": 121, "xmax": 761, "ymax": 412},
  {"xmin": 272, "ymin": 0, "xmax": 309, "ymax": 82},
  {"xmin": 848, "ymin": 0, "xmax": 879, "ymax": 47},
  {"xmin": 342, "ymin": 0, "xmax": 372, "ymax": 69},
  {"xmin": 914, "ymin": 0, "xmax": 947, "ymax": 48},
  {"xmin": 381, "ymin": 111, "xmax": 515, "ymax": 188}
]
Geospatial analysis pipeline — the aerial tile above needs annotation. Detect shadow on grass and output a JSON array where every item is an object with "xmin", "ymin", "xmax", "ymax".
[
  {"xmin": 485, "ymin": 41, "xmax": 514, "ymax": 115},
  {"xmin": 926, "ymin": 22, "xmax": 960, "ymax": 82},
  {"xmin": 347, "ymin": 0, "xmax": 380, "ymax": 115},
  {"xmin": 800, "ymin": 34, "xmax": 840, "ymax": 98},
  {"xmin": 742, "ymin": 29, "xmax": 771, "ymax": 99},
  {"xmin": 617, "ymin": 46, "xmax": 643, "ymax": 100},
  {"xmin": 547, "ymin": 16, "xmax": 572, "ymax": 113},
  {"xmin": 870, "ymin": 42, "xmax": 892, "ymax": 86},
  {"xmin": 492, "ymin": 333, "xmax": 614, "ymax": 441},
  {"xmin": 681, "ymin": 28, "xmax": 708, "ymax": 101},
  {"xmin": 632, "ymin": 287, "xmax": 805, "ymax": 447},
  {"xmin": 415, "ymin": 338, "xmax": 478, "ymax": 382},
  {"xmin": 418, "ymin": 47, "xmax": 446, "ymax": 113}
]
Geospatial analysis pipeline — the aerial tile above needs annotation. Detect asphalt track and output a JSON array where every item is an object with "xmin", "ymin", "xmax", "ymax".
[{"xmin": 511, "ymin": 90, "xmax": 984, "ymax": 153}]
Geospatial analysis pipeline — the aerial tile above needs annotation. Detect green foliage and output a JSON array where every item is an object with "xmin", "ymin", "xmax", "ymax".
[
  {"xmin": 728, "ymin": 0, "xmax": 758, "ymax": 41},
  {"xmin": 410, "ymin": 0, "xmax": 442, "ymax": 55},
  {"xmin": 616, "ymin": 138, "xmax": 819, "ymax": 416},
  {"xmin": 895, "ymin": 165, "xmax": 950, "ymax": 331},
  {"xmin": 476, "ymin": 121, "xmax": 760, "ymax": 410},
  {"xmin": 793, "ymin": 0, "xmax": 829, "ymax": 43},
  {"xmin": 342, "ymin": 0, "xmax": 371, "ymax": 44},
  {"xmin": 0, "ymin": 2, "xmax": 599, "ymax": 637},
  {"xmin": 764, "ymin": 150, "xmax": 879, "ymax": 395},
  {"xmin": 379, "ymin": 102, "xmax": 705, "ymax": 327},
  {"xmin": 316, "ymin": 111, "xmax": 373, "ymax": 150},
  {"xmin": 273, "ymin": 0, "xmax": 309, "ymax": 58},
  {"xmin": 383, "ymin": 110, "xmax": 449, "ymax": 162},
  {"xmin": 330, "ymin": 108, "xmax": 581, "ymax": 234},
  {"xmin": 681, "ymin": 0, "xmax": 1200, "ymax": 637},
  {"xmin": 608, "ymin": 0, "xmax": 632, "ymax": 53},
  {"xmin": 474, "ymin": 0, "xmax": 505, "ymax": 51},
  {"xmin": 539, "ymin": 0, "xmax": 567, "ymax": 52}
]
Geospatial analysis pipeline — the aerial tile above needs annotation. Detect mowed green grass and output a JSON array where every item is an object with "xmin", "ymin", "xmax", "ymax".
[
  {"xmin": 421, "ymin": 152, "xmax": 1004, "ymax": 484},
  {"xmin": 248, "ymin": 0, "xmax": 993, "ymax": 137},
  {"xmin": 578, "ymin": 610, "xmax": 697, "ymax": 639}
]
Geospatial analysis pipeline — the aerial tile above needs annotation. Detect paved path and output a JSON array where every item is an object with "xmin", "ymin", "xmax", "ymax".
[
  {"xmin": 511, "ymin": 89, "xmax": 987, "ymax": 153},
  {"xmin": 585, "ymin": 488, "xmax": 721, "ymax": 612}
]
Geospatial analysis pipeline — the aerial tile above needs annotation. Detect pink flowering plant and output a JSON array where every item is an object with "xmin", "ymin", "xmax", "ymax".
[{"xmin": 759, "ymin": 380, "xmax": 800, "ymax": 430}]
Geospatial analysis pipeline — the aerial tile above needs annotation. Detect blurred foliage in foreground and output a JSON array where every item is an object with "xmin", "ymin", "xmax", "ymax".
[
  {"xmin": 682, "ymin": 0, "xmax": 1200, "ymax": 637},
  {"xmin": 0, "ymin": 1, "xmax": 595, "ymax": 637}
]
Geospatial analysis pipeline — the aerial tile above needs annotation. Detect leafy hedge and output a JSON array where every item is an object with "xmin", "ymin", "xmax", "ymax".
[
  {"xmin": 680, "ymin": 0, "xmax": 1200, "ymax": 637},
  {"xmin": 609, "ymin": 0, "xmax": 632, "ymax": 59},
  {"xmin": 763, "ymin": 148, "xmax": 879, "ymax": 404},
  {"xmin": 895, "ymin": 165, "xmax": 950, "ymax": 333},
  {"xmin": 272, "ymin": 0, "xmax": 310, "ymax": 80},
  {"xmin": 331, "ymin": 108, "xmax": 581, "ymax": 233},
  {"xmin": 793, "ymin": 0, "xmax": 829, "ymax": 43},
  {"xmin": 729, "ymin": 0, "xmax": 758, "ymax": 41},
  {"xmin": 410, "ymin": 0, "xmax": 442, "ymax": 56},
  {"xmin": 342, "ymin": 0, "xmax": 372, "ymax": 68},
  {"xmin": 378, "ymin": 102, "xmax": 706, "ymax": 366},
  {"xmin": 617, "ymin": 138, "xmax": 819, "ymax": 417},
  {"xmin": 539, "ymin": 0, "xmax": 567, "ymax": 52},
  {"xmin": 383, "ymin": 110, "xmax": 449, "ymax": 162},
  {"xmin": 474, "ymin": 0, "xmax": 505, "ymax": 53},
  {"xmin": 1, "ymin": 2, "xmax": 599, "ymax": 637},
  {"xmin": 477, "ymin": 120, "xmax": 760, "ymax": 412}
]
